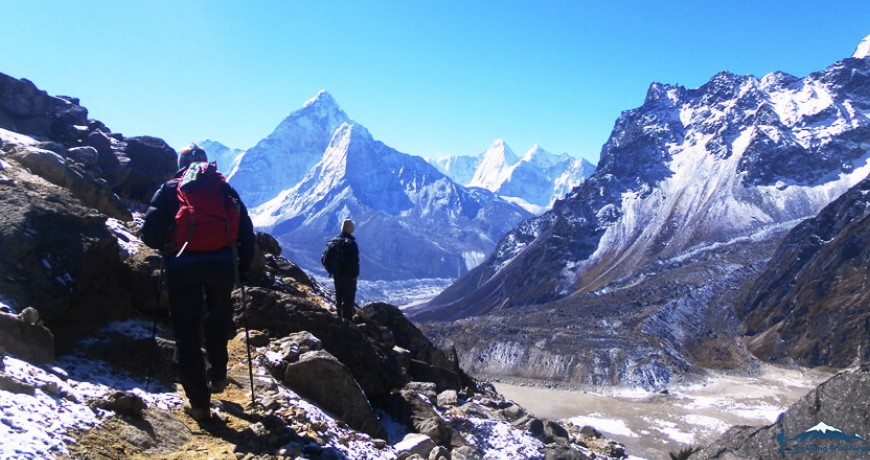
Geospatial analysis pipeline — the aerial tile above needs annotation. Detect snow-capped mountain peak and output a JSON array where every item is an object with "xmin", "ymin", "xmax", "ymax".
[
  {"xmin": 468, "ymin": 138, "xmax": 519, "ymax": 189},
  {"xmin": 198, "ymin": 139, "xmax": 243, "ymax": 174},
  {"xmin": 521, "ymin": 144, "xmax": 567, "ymax": 168},
  {"xmin": 249, "ymin": 119, "xmax": 531, "ymax": 282},
  {"xmin": 228, "ymin": 90, "xmax": 351, "ymax": 207},
  {"xmin": 302, "ymin": 90, "xmax": 344, "ymax": 117},
  {"xmin": 854, "ymin": 34, "xmax": 870, "ymax": 59}
]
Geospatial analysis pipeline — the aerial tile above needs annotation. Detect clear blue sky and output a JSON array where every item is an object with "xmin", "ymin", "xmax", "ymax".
[{"xmin": 1, "ymin": 1, "xmax": 868, "ymax": 164}]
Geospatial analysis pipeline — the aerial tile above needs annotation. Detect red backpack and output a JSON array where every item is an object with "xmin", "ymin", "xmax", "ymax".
[{"xmin": 170, "ymin": 162, "xmax": 241, "ymax": 256}]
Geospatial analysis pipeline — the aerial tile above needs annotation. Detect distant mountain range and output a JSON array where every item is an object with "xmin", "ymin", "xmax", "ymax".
[
  {"xmin": 429, "ymin": 140, "xmax": 595, "ymax": 214},
  {"xmin": 423, "ymin": 37, "xmax": 870, "ymax": 319},
  {"xmin": 222, "ymin": 92, "xmax": 532, "ymax": 283},
  {"xmin": 413, "ymin": 34, "xmax": 870, "ymax": 389}
]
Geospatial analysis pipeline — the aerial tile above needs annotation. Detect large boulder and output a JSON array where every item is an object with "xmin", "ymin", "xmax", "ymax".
[
  {"xmin": 0, "ymin": 73, "xmax": 62, "ymax": 138},
  {"xmin": 235, "ymin": 288, "xmax": 407, "ymax": 399},
  {"xmin": 358, "ymin": 302, "xmax": 469, "ymax": 391},
  {"xmin": 0, "ymin": 161, "xmax": 134, "ymax": 350},
  {"xmin": 119, "ymin": 136, "xmax": 177, "ymax": 202},
  {"xmin": 0, "ymin": 310, "xmax": 54, "ymax": 363},
  {"xmin": 7, "ymin": 146, "xmax": 130, "ymax": 220},
  {"xmin": 692, "ymin": 367, "xmax": 870, "ymax": 459},
  {"xmin": 383, "ymin": 387, "xmax": 469, "ymax": 448},
  {"xmin": 282, "ymin": 349, "xmax": 385, "ymax": 438}
]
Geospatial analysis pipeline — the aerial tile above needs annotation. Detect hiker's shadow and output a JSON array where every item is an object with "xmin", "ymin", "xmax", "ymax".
[{"xmin": 195, "ymin": 399, "xmax": 308, "ymax": 457}]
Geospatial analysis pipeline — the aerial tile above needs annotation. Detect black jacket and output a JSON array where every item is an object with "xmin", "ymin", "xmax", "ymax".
[
  {"xmin": 140, "ymin": 168, "xmax": 256, "ymax": 279},
  {"xmin": 332, "ymin": 233, "xmax": 360, "ymax": 279}
]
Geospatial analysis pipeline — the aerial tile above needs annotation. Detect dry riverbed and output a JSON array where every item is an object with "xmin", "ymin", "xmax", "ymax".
[{"xmin": 494, "ymin": 365, "xmax": 834, "ymax": 459}]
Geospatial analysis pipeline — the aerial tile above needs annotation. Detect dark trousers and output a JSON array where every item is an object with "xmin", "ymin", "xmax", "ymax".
[
  {"xmin": 166, "ymin": 255, "xmax": 234, "ymax": 409},
  {"xmin": 334, "ymin": 275, "xmax": 357, "ymax": 320}
]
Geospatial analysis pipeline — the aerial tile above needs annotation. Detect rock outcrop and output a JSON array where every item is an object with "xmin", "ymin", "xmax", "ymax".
[
  {"xmin": 738, "ymin": 174, "xmax": 870, "ymax": 368},
  {"xmin": 692, "ymin": 367, "xmax": 870, "ymax": 459}
]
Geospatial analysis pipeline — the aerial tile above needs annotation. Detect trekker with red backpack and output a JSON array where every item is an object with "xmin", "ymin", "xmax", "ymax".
[{"xmin": 141, "ymin": 143, "xmax": 255, "ymax": 422}]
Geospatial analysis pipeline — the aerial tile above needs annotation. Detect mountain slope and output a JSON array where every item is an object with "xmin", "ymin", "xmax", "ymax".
[
  {"xmin": 423, "ymin": 50, "xmax": 870, "ymax": 320},
  {"xmin": 429, "ymin": 154, "xmax": 480, "ymax": 186},
  {"xmin": 251, "ymin": 122, "xmax": 531, "ymax": 281},
  {"xmin": 228, "ymin": 90, "xmax": 350, "ymax": 207},
  {"xmin": 199, "ymin": 139, "xmax": 243, "ymax": 174},
  {"xmin": 738, "ymin": 173, "xmax": 870, "ymax": 368},
  {"xmin": 467, "ymin": 139, "xmax": 520, "ymax": 190}
]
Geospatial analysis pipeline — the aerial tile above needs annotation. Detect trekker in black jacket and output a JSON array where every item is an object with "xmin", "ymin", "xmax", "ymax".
[
  {"xmin": 140, "ymin": 143, "xmax": 255, "ymax": 422},
  {"xmin": 321, "ymin": 219, "xmax": 360, "ymax": 321}
]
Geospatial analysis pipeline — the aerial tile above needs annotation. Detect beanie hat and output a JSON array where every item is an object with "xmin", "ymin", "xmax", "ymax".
[
  {"xmin": 341, "ymin": 218, "xmax": 355, "ymax": 235},
  {"xmin": 178, "ymin": 143, "xmax": 208, "ymax": 169}
]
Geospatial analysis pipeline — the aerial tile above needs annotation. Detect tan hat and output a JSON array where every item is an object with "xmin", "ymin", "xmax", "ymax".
[{"xmin": 341, "ymin": 218, "xmax": 355, "ymax": 234}]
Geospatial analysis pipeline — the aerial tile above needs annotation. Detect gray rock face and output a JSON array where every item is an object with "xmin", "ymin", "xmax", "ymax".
[
  {"xmin": 0, "ymin": 161, "xmax": 135, "ymax": 349},
  {"xmin": 239, "ymin": 287, "xmax": 408, "ymax": 399},
  {"xmin": 0, "ymin": 72, "xmax": 177, "ymax": 214},
  {"xmin": 739, "ymin": 174, "xmax": 870, "ymax": 368},
  {"xmin": 0, "ymin": 311, "xmax": 54, "ymax": 363},
  {"xmin": 692, "ymin": 367, "xmax": 870, "ymax": 459},
  {"xmin": 7, "ymin": 146, "xmax": 130, "ymax": 219},
  {"xmin": 282, "ymin": 349, "xmax": 385, "ymax": 438},
  {"xmin": 119, "ymin": 136, "xmax": 178, "ymax": 202}
]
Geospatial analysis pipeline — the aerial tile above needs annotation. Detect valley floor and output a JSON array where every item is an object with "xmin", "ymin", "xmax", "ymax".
[{"xmin": 493, "ymin": 365, "xmax": 834, "ymax": 459}]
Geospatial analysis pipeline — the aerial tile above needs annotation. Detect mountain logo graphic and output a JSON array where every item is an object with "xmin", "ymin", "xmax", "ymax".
[{"xmin": 779, "ymin": 422, "xmax": 870, "ymax": 455}]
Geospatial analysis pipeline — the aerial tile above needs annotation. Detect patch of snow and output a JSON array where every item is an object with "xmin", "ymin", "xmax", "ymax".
[
  {"xmin": 566, "ymin": 414, "xmax": 639, "ymax": 438},
  {"xmin": 105, "ymin": 218, "xmax": 141, "ymax": 257},
  {"xmin": 682, "ymin": 414, "xmax": 731, "ymax": 432},
  {"xmin": 500, "ymin": 196, "xmax": 548, "ymax": 215},
  {"xmin": 853, "ymin": 34, "xmax": 870, "ymax": 59},
  {"xmin": 650, "ymin": 419, "xmax": 695, "ymax": 444},
  {"xmin": 448, "ymin": 416, "xmax": 546, "ymax": 459},
  {"xmin": 0, "ymin": 355, "xmax": 145, "ymax": 459},
  {"xmin": 0, "ymin": 293, "xmax": 16, "ymax": 313},
  {"xmin": 0, "ymin": 128, "xmax": 38, "ymax": 147},
  {"xmin": 462, "ymin": 251, "xmax": 488, "ymax": 271}
]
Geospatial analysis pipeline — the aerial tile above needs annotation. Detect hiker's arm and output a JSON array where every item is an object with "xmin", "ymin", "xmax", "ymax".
[
  {"xmin": 229, "ymin": 186, "xmax": 256, "ymax": 282},
  {"xmin": 350, "ymin": 241, "xmax": 360, "ymax": 278},
  {"xmin": 140, "ymin": 182, "xmax": 175, "ymax": 250}
]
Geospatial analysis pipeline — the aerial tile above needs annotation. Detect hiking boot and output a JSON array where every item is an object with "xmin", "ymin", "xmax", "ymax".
[
  {"xmin": 184, "ymin": 405, "xmax": 212, "ymax": 422},
  {"xmin": 209, "ymin": 377, "xmax": 230, "ymax": 394}
]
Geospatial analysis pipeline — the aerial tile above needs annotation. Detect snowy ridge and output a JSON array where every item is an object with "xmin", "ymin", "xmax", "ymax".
[
  {"xmin": 199, "ymin": 139, "xmax": 244, "ymax": 175},
  {"xmin": 427, "ymin": 36, "xmax": 870, "ymax": 314},
  {"xmin": 429, "ymin": 154, "xmax": 480, "ymax": 185},
  {"xmin": 228, "ymin": 90, "xmax": 351, "ymax": 207},
  {"xmin": 854, "ymin": 33, "xmax": 870, "ymax": 59},
  {"xmin": 434, "ymin": 140, "xmax": 595, "ymax": 214},
  {"xmin": 467, "ymin": 138, "xmax": 519, "ymax": 190}
]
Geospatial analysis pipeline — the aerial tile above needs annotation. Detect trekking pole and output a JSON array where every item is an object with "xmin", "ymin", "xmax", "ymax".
[
  {"xmin": 144, "ymin": 256, "xmax": 166, "ymax": 392},
  {"xmin": 232, "ymin": 241, "xmax": 256, "ymax": 409},
  {"xmin": 241, "ymin": 283, "xmax": 256, "ymax": 409}
]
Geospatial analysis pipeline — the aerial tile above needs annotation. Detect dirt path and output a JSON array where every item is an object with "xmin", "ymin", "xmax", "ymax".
[{"xmin": 64, "ymin": 338, "xmax": 289, "ymax": 460}]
